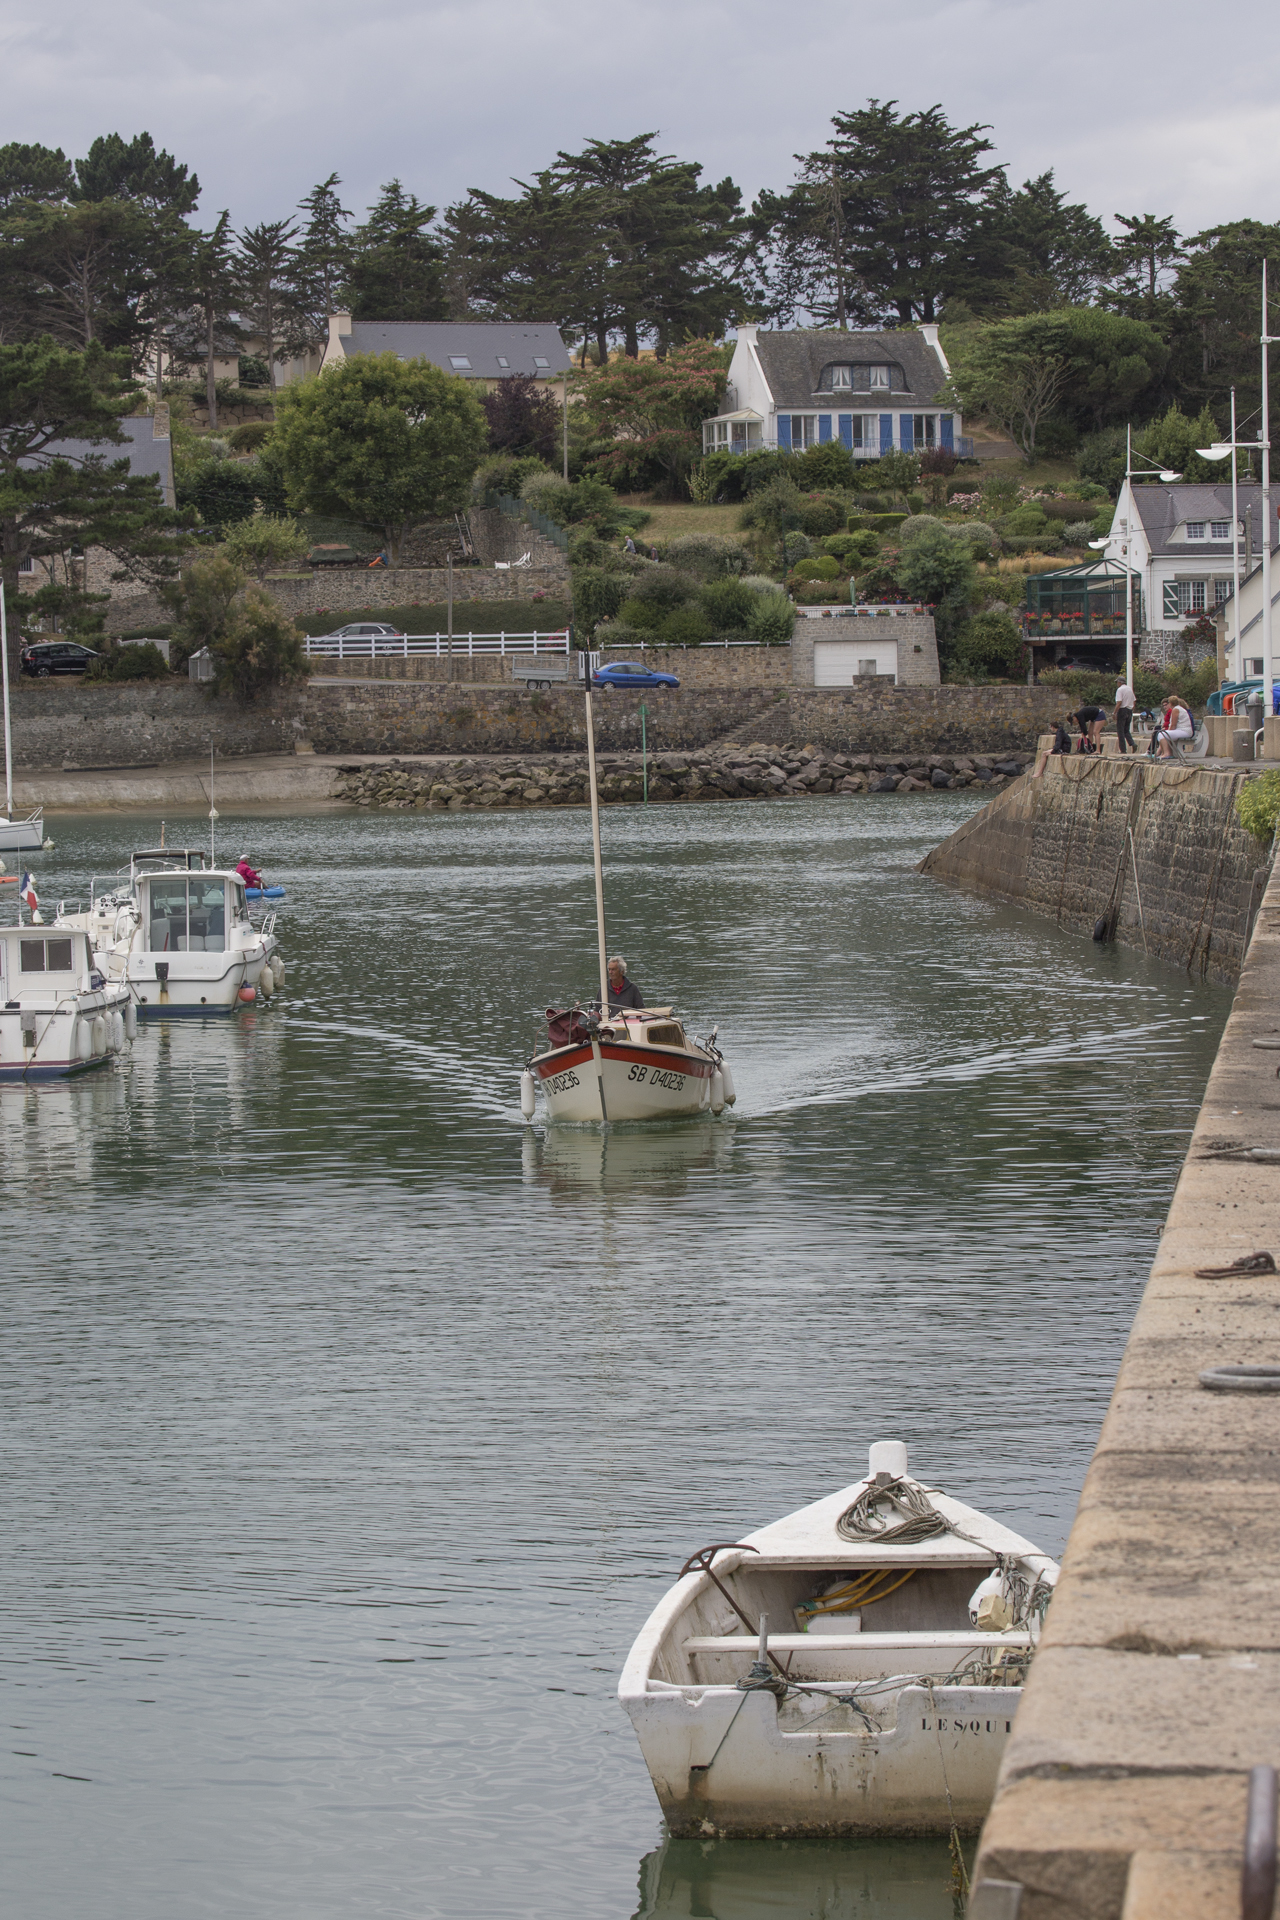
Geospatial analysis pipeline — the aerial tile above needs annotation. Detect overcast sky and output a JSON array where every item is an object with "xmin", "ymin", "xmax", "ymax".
[{"xmin": 4, "ymin": 0, "xmax": 1278, "ymax": 242}]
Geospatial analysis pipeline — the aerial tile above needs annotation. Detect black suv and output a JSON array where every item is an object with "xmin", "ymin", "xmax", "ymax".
[{"xmin": 20, "ymin": 641, "xmax": 101, "ymax": 677}]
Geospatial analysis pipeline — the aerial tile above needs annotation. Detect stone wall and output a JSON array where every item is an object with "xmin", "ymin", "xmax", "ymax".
[
  {"xmin": 12, "ymin": 680, "xmax": 306, "ymax": 770},
  {"xmin": 595, "ymin": 643, "xmax": 794, "ymax": 688},
  {"xmin": 11, "ymin": 679, "xmax": 1075, "ymax": 771},
  {"xmin": 262, "ymin": 564, "xmax": 568, "ymax": 618},
  {"xmin": 1139, "ymin": 626, "xmax": 1217, "ymax": 669},
  {"xmin": 921, "ymin": 751, "xmax": 1267, "ymax": 983}
]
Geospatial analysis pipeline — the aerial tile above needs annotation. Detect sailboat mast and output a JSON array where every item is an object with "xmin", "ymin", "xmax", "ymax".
[
  {"xmin": 0, "ymin": 572, "xmax": 12, "ymax": 820},
  {"xmin": 583, "ymin": 685, "xmax": 610, "ymax": 1010}
]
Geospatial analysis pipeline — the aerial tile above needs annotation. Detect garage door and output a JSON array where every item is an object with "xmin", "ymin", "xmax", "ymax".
[{"xmin": 813, "ymin": 640, "xmax": 898, "ymax": 686}]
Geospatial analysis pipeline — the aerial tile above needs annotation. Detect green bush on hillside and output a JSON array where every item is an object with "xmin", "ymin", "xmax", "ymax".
[{"xmin": 1237, "ymin": 770, "xmax": 1280, "ymax": 845}]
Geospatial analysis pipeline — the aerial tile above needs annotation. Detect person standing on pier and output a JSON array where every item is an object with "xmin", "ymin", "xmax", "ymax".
[
  {"xmin": 1070, "ymin": 704, "xmax": 1107, "ymax": 754},
  {"xmin": 1114, "ymin": 679, "xmax": 1136, "ymax": 754}
]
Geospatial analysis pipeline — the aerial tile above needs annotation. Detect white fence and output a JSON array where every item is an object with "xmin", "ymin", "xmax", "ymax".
[{"xmin": 304, "ymin": 629, "xmax": 571, "ymax": 660}]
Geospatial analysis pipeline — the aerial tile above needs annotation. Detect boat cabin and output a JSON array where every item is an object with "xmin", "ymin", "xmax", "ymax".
[
  {"xmin": 0, "ymin": 926, "xmax": 97, "ymax": 1003},
  {"xmin": 135, "ymin": 869, "xmax": 249, "ymax": 953}
]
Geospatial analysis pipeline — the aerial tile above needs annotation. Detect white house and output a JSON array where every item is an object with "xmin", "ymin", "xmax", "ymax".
[
  {"xmin": 318, "ymin": 314, "xmax": 571, "ymax": 394},
  {"xmin": 700, "ymin": 324, "xmax": 969, "ymax": 462},
  {"xmin": 1098, "ymin": 480, "xmax": 1271, "ymax": 663}
]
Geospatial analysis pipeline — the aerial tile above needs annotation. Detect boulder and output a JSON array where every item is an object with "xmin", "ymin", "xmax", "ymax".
[
  {"xmin": 930, "ymin": 767, "xmax": 951, "ymax": 788},
  {"xmin": 869, "ymin": 775, "xmax": 899, "ymax": 793},
  {"xmin": 897, "ymin": 776, "xmax": 928, "ymax": 791},
  {"xmin": 993, "ymin": 760, "xmax": 1024, "ymax": 777}
]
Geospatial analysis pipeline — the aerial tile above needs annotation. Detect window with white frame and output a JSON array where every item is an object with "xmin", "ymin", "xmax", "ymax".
[
  {"xmin": 1210, "ymin": 519, "xmax": 1231, "ymax": 539},
  {"xmin": 910, "ymin": 415, "xmax": 937, "ymax": 449},
  {"xmin": 17, "ymin": 555, "xmax": 33, "ymax": 574},
  {"xmin": 1214, "ymin": 578, "xmax": 1232, "ymax": 605},
  {"xmin": 1178, "ymin": 579, "xmax": 1207, "ymax": 613},
  {"xmin": 533, "ymin": 357, "xmax": 549, "ymax": 368},
  {"xmin": 823, "ymin": 365, "xmax": 853, "ymax": 389},
  {"xmin": 1185, "ymin": 521, "xmax": 1206, "ymax": 539},
  {"xmin": 784, "ymin": 415, "xmax": 818, "ymax": 449},
  {"xmin": 449, "ymin": 356, "xmax": 471, "ymax": 369},
  {"xmin": 867, "ymin": 366, "xmax": 890, "ymax": 389}
]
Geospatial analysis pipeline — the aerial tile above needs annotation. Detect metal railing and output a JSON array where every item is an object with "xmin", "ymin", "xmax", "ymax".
[{"xmin": 304, "ymin": 630, "xmax": 571, "ymax": 660}]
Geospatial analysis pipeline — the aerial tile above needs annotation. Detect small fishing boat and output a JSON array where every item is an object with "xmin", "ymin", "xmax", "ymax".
[
  {"xmin": 520, "ymin": 684, "xmax": 734, "ymax": 1124},
  {"xmin": 619, "ymin": 1441, "xmax": 1058, "ymax": 1837},
  {"xmin": 55, "ymin": 849, "xmax": 284, "ymax": 1018},
  {"xmin": 0, "ymin": 923, "xmax": 133, "ymax": 1078}
]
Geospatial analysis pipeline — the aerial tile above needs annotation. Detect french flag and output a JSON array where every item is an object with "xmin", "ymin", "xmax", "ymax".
[{"xmin": 20, "ymin": 871, "xmax": 38, "ymax": 910}]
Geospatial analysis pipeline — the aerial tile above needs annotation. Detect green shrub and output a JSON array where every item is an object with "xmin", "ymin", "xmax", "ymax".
[
  {"xmin": 660, "ymin": 604, "xmax": 715, "ymax": 646},
  {"xmin": 899, "ymin": 514, "xmax": 947, "ymax": 544},
  {"xmin": 238, "ymin": 355, "xmax": 270, "ymax": 387},
  {"xmin": 573, "ymin": 567, "xmax": 631, "ymax": 636},
  {"xmin": 791, "ymin": 555, "xmax": 841, "ymax": 581},
  {"xmin": 226, "ymin": 421, "xmax": 274, "ymax": 453},
  {"xmin": 852, "ymin": 491, "xmax": 890, "ymax": 512},
  {"xmin": 477, "ymin": 452, "xmax": 552, "ymax": 499},
  {"xmin": 849, "ymin": 512, "xmax": 907, "ymax": 533},
  {"xmin": 1237, "ymin": 771, "xmax": 1280, "ymax": 845},
  {"xmin": 798, "ymin": 492, "xmax": 848, "ymax": 537},
  {"xmin": 178, "ymin": 461, "xmax": 258, "ymax": 528},
  {"xmin": 822, "ymin": 531, "xmax": 876, "ymax": 564},
  {"xmin": 628, "ymin": 567, "xmax": 697, "ymax": 614},
  {"xmin": 617, "ymin": 595, "xmax": 664, "ymax": 632},
  {"xmin": 594, "ymin": 622, "xmax": 648, "ymax": 649},
  {"xmin": 1063, "ymin": 520, "xmax": 1095, "ymax": 546},
  {"xmin": 950, "ymin": 612, "xmax": 1026, "ymax": 680},
  {"xmin": 782, "ymin": 531, "xmax": 811, "ymax": 565},
  {"xmin": 792, "ymin": 580, "xmax": 848, "ymax": 603},
  {"xmin": 698, "ymin": 577, "xmax": 756, "ymax": 629},
  {"xmin": 1004, "ymin": 504, "xmax": 1051, "ymax": 536},
  {"xmin": 211, "ymin": 586, "xmax": 309, "ymax": 700},
  {"xmin": 745, "ymin": 585, "xmax": 795, "ymax": 645},
  {"xmin": 86, "ymin": 640, "xmax": 170, "ymax": 682},
  {"xmin": 949, "ymin": 520, "xmax": 999, "ymax": 560},
  {"xmin": 795, "ymin": 441, "xmax": 858, "ymax": 490},
  {"xmin": 660, "ymin": 533, "xmax": 752, "ymax": 578}
]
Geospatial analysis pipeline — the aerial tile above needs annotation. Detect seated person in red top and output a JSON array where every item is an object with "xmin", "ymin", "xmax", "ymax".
[
  {"xmin": 607, "ymin": 954, "xmax": 644, "ymax": 1011},
  {"xmin": 235, "ymin": 854, "xmax": 264, "ymax": 890}
]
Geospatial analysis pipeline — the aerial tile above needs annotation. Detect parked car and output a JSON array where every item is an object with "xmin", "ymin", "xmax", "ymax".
[
  {"xmin": 592, "ymin": 660, "xmax": 680, "ymax": 690},
  {"xmin": 313, "ymin": 622, "xmax": 405, "ymax": 642},
  {"xmin": 20, "ymin": 640, "xmax": 101, "ymax": 677}
]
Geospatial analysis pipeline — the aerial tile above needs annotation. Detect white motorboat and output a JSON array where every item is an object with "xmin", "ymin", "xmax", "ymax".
[
  {"xmin": 520, "ymin": 685, "xmax": 734, "ymax": 1124},
  {"xmin": 0, "ymin": 807, "xmax": 45, "ymax": 853},
  {"xmin": 0, "ymin": 923, "xmax": 133, "ymax": 1079},
  {"xmin": 55, "ymin": 848, "xmax": 284, "ymax": 1018},
  {"xmin": 619, "ymin": 1441, "xmax": 1058, "ymax": 1837}
]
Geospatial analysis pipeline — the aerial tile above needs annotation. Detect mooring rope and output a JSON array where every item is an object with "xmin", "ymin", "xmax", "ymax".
[{"xmin": 836, "ymin": 1475, "xmax": 953, "ymax": 1545}]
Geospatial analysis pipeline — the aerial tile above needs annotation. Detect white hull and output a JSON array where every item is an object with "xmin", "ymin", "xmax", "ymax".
[
  {"xmin": 0, "ymin": 811, "xmax": 44, "ymax": 852},
  {"xmin": 533, "ymin": 1039, "xmax": 715, "ymax": 1121},
  {"xmin": 0, "ymin": 925, "xmax": 132, "ymax": 1080},
  {"xmin": 619, "ymin": 1447, "xmax": 1058, "ymax": 1836},
  {"xmin": 107, "ymin": 944, "xmax": 277, "ymax": 1017}
]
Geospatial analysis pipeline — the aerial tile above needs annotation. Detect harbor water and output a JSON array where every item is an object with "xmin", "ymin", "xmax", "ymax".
[{"xmin": 1, "ymin": 794, "xmax": 1231, "ymax": 1919}]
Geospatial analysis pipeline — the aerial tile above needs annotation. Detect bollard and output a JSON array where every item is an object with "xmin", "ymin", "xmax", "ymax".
[{"xmin": 1242, "ymin": 1764, "xmax": 1277, "ymax": 1920}]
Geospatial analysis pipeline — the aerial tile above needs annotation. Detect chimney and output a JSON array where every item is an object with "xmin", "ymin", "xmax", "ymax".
[
  {"xmin": 327, "ymin": 311, "xmax": 353, "ymax": 357},
  {"xmin": 918, "ymin": 322, "xmax": 949, "ymax": 373},
  {"xmin": 736, "ymin": 324, "xmax": 759, "ymax": 344},
  {"xmin": 151, "ymin": 402, "xmax": 170, "ymax": 440}
]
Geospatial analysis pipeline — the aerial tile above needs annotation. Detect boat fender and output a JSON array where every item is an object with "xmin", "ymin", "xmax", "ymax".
[
  {"xmin": 109, "ymin": 1009, "xmax": 125, "ymax": 1052},
  {"xmin": 258, "ymin": 964, "xmax": 274, "ymax": 999},
  {"xmin": 77, "ymin": 1019, "xmax": 94, "ymax": 1062},
  {"xmin": 720, "ymin": 1059, "xmax": 736, "ymax": 1106},
  {"xmin": 271, "ymin": 957, "xmax": 285, "ymax": 987},
  {"xmin": 91, "ymin": 1014, "xmax": 107, "ymax": 1057},
  {"xmin": 710, "ymin": 1068, "xmax": 725, "ymax": 1114},
  {"xmin": 238, "ymin": 985, "xmax": 256, "ymax": 1004},
  {"xmin": 124, "ymin": 1001, "xmax": 137, "ymax": 1041},
  {"xmin": 520, "ymin": 1069, "xmax": 537, "ymax": 1120},
  {"xmin": 968, "ymin": 1571, "xmax": 1011, "ymax": 1630}
]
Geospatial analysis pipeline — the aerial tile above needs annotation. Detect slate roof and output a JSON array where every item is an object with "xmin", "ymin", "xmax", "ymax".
[
  {"xmin": 337, "ymin": 322, "xmax": 570, "ymax": 379},
  {"xmin": 1128, "ymin": 481, "xmax": 1261, "ymax": 557},
  {"xmin": 26, "ymin": 416, "xmax": 174, "ymax": 507},
  {"xmin": 752, "ymin": 329, "xmax": 948, "ymax": 408}
]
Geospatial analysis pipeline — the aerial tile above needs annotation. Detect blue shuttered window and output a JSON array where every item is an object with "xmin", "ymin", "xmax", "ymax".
[
  {"xmin": 939, "ymin": 415, "xmax": 954, "ymax": 451},
  {"xmin": 838, "ymin": 414, "xmax": 853, "ymax": 450},
  {"xmin": 879, "ymin": 414, "xmax": 893, "ymax": 454},
  {"xmin": 818, "ymin": 414, "xmax": 832, "ymax": 443},
  {"xmin": 899, "ymin": 414, "xmax": 914, "ymax": 451},
  {"xmin": 777, "ymin": 415, "xmax": 792, "ymax": 451}
]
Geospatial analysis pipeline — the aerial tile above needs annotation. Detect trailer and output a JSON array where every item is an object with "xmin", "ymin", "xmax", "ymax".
[{"xmin": 509, "ymin": 655, "xmax": 579, "ymax": 689}]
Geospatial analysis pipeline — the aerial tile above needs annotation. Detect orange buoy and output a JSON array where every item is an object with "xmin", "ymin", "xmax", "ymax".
[{"xmin": 237, "ymin": 985, "xmax": 256, "ymax": 1003}]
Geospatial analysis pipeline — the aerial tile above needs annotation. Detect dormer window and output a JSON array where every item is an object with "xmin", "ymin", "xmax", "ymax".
[
  {"xmin": 867, "ymin": 365, "xmax": 890, "ymax": 389},
  {"xmin": 825, "ymin": 366, "xmax": 853, "ymax": 390},
  {"xmin": 1186, "ymin": 521, "xmax": 1205, "ymax": 539},
  {"xmin": 1210, "ymin": 519, "xmax": 1231, "ymax": 539},
  {"xmin": 817, "ymin": 362, "xmax": 899, "ymax": 393}
]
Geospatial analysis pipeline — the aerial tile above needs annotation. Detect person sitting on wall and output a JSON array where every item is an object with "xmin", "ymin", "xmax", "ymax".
[
  {"xmin": 235, "ymin": 854, "xmax": 264, "ymax": 890},
  {"xmin": 607, "ymin": 955, "xmax": 644, "ymax": 1010},
  {"xmin": 1051, "ymin": 718, "xmax": 1073, "ymax": 755},
  {"xmin": 1154, "ymin": 700, "xmax": 1194, "ymax": 759}
]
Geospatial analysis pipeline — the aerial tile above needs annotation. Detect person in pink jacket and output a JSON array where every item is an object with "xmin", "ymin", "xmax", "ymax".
[{"xmin": 235, "ymin": 854, "xmax": 264, "ymax": 890}]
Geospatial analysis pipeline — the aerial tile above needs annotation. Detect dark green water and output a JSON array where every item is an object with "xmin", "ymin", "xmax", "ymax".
[{"xmin": 1, "ymin": 794, "xmax": 1230, "ymax": 1919}]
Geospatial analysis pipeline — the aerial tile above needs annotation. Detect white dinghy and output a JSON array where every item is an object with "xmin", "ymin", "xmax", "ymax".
[
  {"xmin": 619, "ymin": 1441, "xmax": 1058, "ymax": 1837},
  {"xmin": 520, "ymin": 682, "xmax": 734, "ymax": 1125}
]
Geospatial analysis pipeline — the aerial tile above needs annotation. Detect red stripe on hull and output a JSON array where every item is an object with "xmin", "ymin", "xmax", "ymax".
[{"xmin": 531, "ymin": 1042, "xmax": 712, "ymax": 1081}]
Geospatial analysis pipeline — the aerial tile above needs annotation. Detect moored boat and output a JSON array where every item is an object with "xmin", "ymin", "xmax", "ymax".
[
  {"xmin": 55, "ymin": 849, "xmax": 284, "ymax": 1017},
  {"xmin": 0, "ymin": 807, "xmax": 45, "ymax": 853},
  {"xmin": 0, "ymin": 924, "xmax": 133, "ymax": 1078},
  {"xmin": 619, "ymin": 1441, "xmax": 1058, "ymax": 1836}
]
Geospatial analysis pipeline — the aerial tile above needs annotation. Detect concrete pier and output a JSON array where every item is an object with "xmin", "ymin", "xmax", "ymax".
[{"xmin": 969, "ymin": 857, "xmax": 1280, "ymax": 1919}]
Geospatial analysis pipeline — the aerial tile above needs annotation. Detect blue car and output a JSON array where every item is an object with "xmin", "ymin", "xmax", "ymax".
[{"xmin": 592, "ymin": 660, "xmax": 680, "ymax": 690}]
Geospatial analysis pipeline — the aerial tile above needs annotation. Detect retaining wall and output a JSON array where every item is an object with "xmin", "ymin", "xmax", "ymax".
[
  {"xmin": 261, "ymin": 563, "xmax": 567, "ymax": 617},
  {"xmin": 10, "ymin": 680, "xmax": 1077, "ymax": 771},
  {"xmin": 920, "ymin": 751, "xmax": 1267, "ymax": 985}
]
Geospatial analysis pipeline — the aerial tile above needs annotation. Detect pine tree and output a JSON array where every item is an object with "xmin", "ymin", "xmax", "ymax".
[
  {"xmin": 294, "ymin": 173, "xmax": 351, "ymax": 329},
  {"xmin": 346, "ymin": 183, "xmax": 446, "ymax": 320}
]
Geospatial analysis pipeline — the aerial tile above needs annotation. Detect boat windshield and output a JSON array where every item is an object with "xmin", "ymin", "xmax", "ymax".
[
  {"xmin": 130, "ymin": 849, "xmax": 209, "ymax": 879},
  {"xmin": 144, "ymin": 876, "xmax": 229, "ymax": 952}
]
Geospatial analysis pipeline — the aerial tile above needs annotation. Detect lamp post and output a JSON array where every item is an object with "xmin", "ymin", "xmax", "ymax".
[
  {"xmin": 1088, "ymin": 423, "xmax": 1180, "ymax": 688},
  {"xmin": 1196, "ymin": 385, "xmax": 1248, "ymax": 680}
]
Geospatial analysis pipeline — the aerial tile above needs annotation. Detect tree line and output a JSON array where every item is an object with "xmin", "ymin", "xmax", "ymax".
[{"xmin": 1, "ymin": 108, "xmax": 1274, "ymax": 428}]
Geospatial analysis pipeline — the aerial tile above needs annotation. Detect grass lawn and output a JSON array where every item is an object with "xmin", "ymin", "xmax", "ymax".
[
  {"xmin": 297, "ymin": 599, "xmax": 572, "ymax": 638},
  {"xmin": 615, "ymin": 498, "xmax": 749, "ymax": 542}
]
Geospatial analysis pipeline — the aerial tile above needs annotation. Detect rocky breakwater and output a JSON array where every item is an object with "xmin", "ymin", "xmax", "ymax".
[{"xmin": 333, "ymin": 742, "xmax": 1034, "ymax": 810}]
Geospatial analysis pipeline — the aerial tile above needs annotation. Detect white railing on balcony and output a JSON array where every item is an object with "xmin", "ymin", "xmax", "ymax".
[{"xmin": 304, "ymin": 629, "xmax": 571, "ymax": 660}]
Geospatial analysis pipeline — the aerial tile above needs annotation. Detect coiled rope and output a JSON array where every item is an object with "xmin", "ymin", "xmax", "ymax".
[{"xmin": 835, "ymin": 1475, "xmax": 953, "ymax": 1545}]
